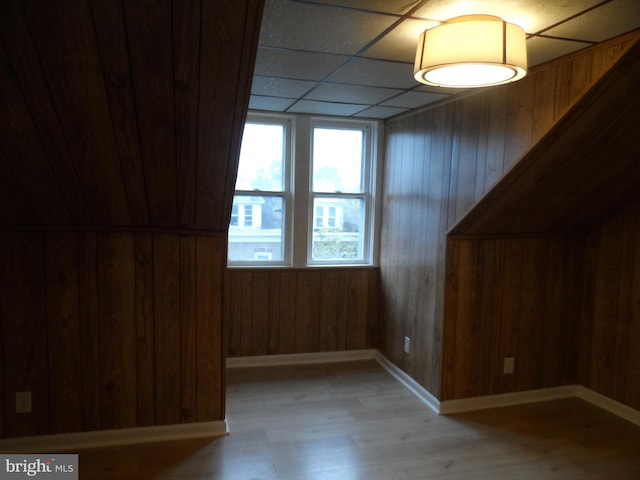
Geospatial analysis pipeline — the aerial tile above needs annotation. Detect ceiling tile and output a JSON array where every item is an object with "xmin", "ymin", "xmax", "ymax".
[
  {"xmin": 252, "ymin": 76, "xmax": 317, "ymax": 97},
  {"xmin": 308, "ymin": 0, "xmax": 420, "ymax": 15},
  {"xmin": 353, "ymin": 105, "xmax": 409, "ymax": 119},
  {"xmin": 542, "ymin": 0, "xmax": 640, "ymax": 42},
  {"xmin": 327, "ymin": 58, "xmax": 418, "ymax": 89},
  {"xmin": 305, "ymin": 83, "xmax": 403, "ymax": 104},
  {"xmin": 380, "ymin": 91, "xmax": 449, "ymax": 109},
  {"xmin": 526, "ymin": 37, "xmax": 591, "ymax": 67},
  {"xmin": 259, "ymin": 0, "xmax": 398, "ymax": 55},
  {"xmin": 287, "ymin": 100, "xmax": 367, "ymax": 116},
  {"xmin": 254, "ymin": 47, "xmax": 349, "ymax": 81},
  {"xmin": 363, "ymin": 18, "xmax": 438, "ymax": 63},
  {"xmin": 412, "ymin": 0, "xmax": 605, "ymax": 34},
  {"xmin": 249, "ymin": 95, "xmax": 296, "ymax": 112}
]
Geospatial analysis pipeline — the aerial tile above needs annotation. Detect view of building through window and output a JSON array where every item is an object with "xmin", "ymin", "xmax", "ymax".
[
  {"xmin": 228, "ymin": 122, "xmax": 286, "ymax": 262},
  {"xmin": 228, "ymin": 115, "xmax": 376, "ymax": 266}
]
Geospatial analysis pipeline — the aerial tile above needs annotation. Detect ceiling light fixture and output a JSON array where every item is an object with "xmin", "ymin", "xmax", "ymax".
[{"xmin": 414, "ymin": 14, "xmax": 527, "ymax": 88}]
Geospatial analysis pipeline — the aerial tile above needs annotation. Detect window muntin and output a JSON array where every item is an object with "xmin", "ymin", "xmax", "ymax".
[
  {"xmin": 309, "ymin": 123, "xmax": 371, "ymax": 265},
  {"xmin": 228, "ymin": 114, "xmax": 378, "ymax": 267},
  {"xmin": 228, "ymin": 119, "xmax": 290, "ymax": 265}
]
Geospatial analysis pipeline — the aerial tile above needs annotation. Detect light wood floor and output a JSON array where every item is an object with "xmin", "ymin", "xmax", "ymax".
[{"xmin": 78, "ymin": 360, "xmax": 640, "ymax": 479}]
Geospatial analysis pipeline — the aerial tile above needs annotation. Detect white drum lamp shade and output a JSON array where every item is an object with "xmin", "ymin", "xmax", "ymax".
[{"xmin": 414, "ymin": 15, "xmax": 527, "ymax": 88}]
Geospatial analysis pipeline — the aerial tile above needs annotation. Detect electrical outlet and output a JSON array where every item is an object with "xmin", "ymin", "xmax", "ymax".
[
  {"xmin": 503, "ymin": 357, "xmax": 515, "ymax": 375},
  {"xmin": 404, "ymin": 336, "xmax": 410, "ymax": 354},
  {"xmin": 16, "ymin": 391, "xmax": 31, "ymax": 414}
]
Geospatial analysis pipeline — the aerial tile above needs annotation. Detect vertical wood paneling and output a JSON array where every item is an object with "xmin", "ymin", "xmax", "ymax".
[
  {"xmin": 134, "ymin": 234, "xmax": 154, "ymax": 427},
  {"xmin": 0, "ymin": 233, "xmax": 49, "ymax": 437},
  {"xmin": 585, "ymin": 202, "xmax": 640, "ymax": 410},
  {"xmin": 380, "ymin": 33, "xmax": 638, "ymax": 400},
  {"xmin": 124, "ymin": 0, "xmax": 177, "ymax": 227},
  {"xmin": 295, "ymin": 271, "xmax": 321, "ymax": 353},
  {"xmin": 0, "ymin": 151, "xmax": 34, "ymax": 225},
  {"xmin": 277, "ymin": 271, "xmax": 297, "ymax": 354},
  {"xmin": 196, "ymin": 235, "xmax": 225, "ymax": 421},
  {"xmin": 78, "ymin": 233, "xmax": 101, "ymax": 432},
  {"xmin": 442, "ymin": 236, "xmax": 584, "ymax": 401},
  {"xmin": 0, "ymin": 43, "xmax": 69, "ymax": 224},
  {"xmin": 46, "ymin": 233, "xmax": 82, "ymax": 433},
  {"xmin": 173, "ymin": 0, "xmax": 201, "ymax": 228},
  {"xmin": 98, "ymin": 234, "xmax": 137, "ymax": 429},
  {"xmin": 90, "ymin": 0, "xmax": 150, "ymax": 225},
  {"xmin": 225, "ymin": 268, "xmax": 379, "ymax": 357},
  {"xmin": 0, "ymin": 0, "xmax": 91, "ymax": 225},
  {"xmin": 23, "ymin": 0, "xmax": 130, "ymax": 225},
  {"xmin": 180, "ymin": 236, "xmax": 198, "ymax": 423},
  {"xmin": 153, "ymin": 235, "xmax": 181, "ymax": 425}
]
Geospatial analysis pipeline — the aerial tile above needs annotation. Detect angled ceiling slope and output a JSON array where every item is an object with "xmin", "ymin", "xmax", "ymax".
[{"xmin": 451, "ymin": 36, "xmax": 640, "ymax": 236}]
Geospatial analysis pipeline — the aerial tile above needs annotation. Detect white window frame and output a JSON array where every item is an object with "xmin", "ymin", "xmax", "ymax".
[{"xmin": 228, "ymin": 112, "xmax": 381, "ymax": 268}]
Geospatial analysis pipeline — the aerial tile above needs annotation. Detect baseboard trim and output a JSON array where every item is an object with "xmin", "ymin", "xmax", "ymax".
[
  {"xmin": 439, "ymin": 386, "xmax": 578, "ymax": 415},
  {"xmin": 227, "ymin": 351, "xmax": 640, "ymax": 428},
  {"xmin": 576, "ymin": 386, "xmax": 640, "ymax": 427},
  {"xmin": 0, "ymin": 420, "xmax": 228, "ymax": 453},
  {"xmin": 374, "ymin": 352, "xmax": 441, "ymax": 414},
  {"xmin": 226, "ymin": 349, "xmax": 378, "ymax": 368}
]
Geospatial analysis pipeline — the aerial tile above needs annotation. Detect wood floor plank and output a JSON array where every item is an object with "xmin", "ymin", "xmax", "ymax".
[{"xmin": 72, "ymin": 360, "xmax": 640, "ymax": 479}]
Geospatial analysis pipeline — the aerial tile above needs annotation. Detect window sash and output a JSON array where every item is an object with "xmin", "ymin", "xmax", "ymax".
[{"xmin": 229, "ymin": 113, "xmax": 379, "ymax": 268}]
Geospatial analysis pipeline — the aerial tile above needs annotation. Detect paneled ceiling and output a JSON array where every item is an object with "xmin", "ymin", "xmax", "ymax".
[{"xmin": 250, "ymin": 0, "xmax": 640, "ymax": 119}]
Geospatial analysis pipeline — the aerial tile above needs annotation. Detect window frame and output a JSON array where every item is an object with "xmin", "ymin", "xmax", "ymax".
[{"xmin": 228, "ymin": 112, "xmax": 381, "ymax": 268}]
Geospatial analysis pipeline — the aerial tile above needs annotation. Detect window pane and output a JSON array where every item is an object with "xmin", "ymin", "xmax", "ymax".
[
  {"xmin": 236, "ymin": 123, "xmax": 284, "ymax": 191},
  {"xmin": 228, "ymin": 195, "xmax": 284, "ymax": 262},
  {"xmin": 311, "ymin": 196, "xmax": 364, "ymax": 261},
  {"xmin": 312, "ymin": 128, "xmax": 363, "ymax": 193}
]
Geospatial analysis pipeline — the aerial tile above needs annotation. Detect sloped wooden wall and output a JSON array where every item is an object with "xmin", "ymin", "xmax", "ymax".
[
  {"xmin": 0, "ymin": 0, "xmax": 263, "ymax": 439},
  {"xmin": 379, "ymin": 32, "xmax": 640, "ymax": 400}
]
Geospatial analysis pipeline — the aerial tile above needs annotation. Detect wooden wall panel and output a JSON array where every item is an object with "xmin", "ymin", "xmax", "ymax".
[
  {"xmin": 125, "ymin": 0, "xmax": 178, "ymax": 228},
  {"xmin": 0, "ymin": 1, "xmax": 91, "ymax": 225},
  {"xmin": 380, "ymin": 33, "xmax": 638, "ymax": 400},
  {"xmin": 0, "ymin": 231, "xmax": 227, "ymax": 438},
  {"xmin": 90, "ymin": 0, "xmax": 150, "ymax": 226},
  {"xmin": 0, "ymin": 234, "xmax": 49, "ymax": 437},
  {"xmin": 153, "ymin": 235, "xmax": 182, "ymax": 425},
  {"xmin": 195, "ymin": 236, "xmax": 225, "ymax": 421},
  {"xmin": 583, "ymin": 202, "xmax": 640, "ymax": 410},
  {"xmin": 23, "ymin": 0, "xmax": 130, "ymax": 225},
  {"xmin": 98, "ymin": 234, "xmax": 138, "ymax": 429},
  {"xmin": 78, "ymin": 233, "xmax": 102, "ymax": 431},
  {"xmin": 46, "ymin": 234, "xmax": 83, "ymax": 433},
  {"xmin": 225, "ymin": 268, "xmax": 379, "ymax": 357},
  {"xmin": 442, "ymin": 236, "xmax": 585, "ymax": 401}
]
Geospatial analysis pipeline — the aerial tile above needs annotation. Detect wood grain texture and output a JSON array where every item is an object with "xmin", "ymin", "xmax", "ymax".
[
  {"xmin": 0, "ymin": 231, "xmax": 227, "ymax": 438},
  {"xmin": 0, "ymin": 0, "xmax": 263, "ymax": 229},
  {"xmin": 452, "ymin": 34, "xmax": 640, "ymax": 235},
  {"xmin": 442, "ymin": 236, "xmax": 585, "ymax": 401},
  {"xmin": 380, "ymin": 33, "xmax": 639, "ymax": 400},
  {"xmin": 0, "ymin": 0, "xmax": 263, "ymax": 441},
  {"xmin": 225, "ymin": 268, "xmax": 380, "ymax": 357},
  {"xmin": 46, "ymin": 233, "xmax": 83, "ymax": 433},
  {"xmin": 583, "ymin": 201, "xmax": 640, "ymax": 410},
  {"xmin": 0, "ymin": 233, "xmax": 49, "ymax": 437}
]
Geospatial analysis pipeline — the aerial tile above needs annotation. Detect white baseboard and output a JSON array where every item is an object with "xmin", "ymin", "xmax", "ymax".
[
  {"xmin": 374, "ymin": 352, "xmax": 441, "ymax": 414},
  {"xmin": 228, "ymin": 350, "xmax": 640, "ymax": 428},
  {"xmin": 576, "ymin": 386, "xmax": 640, "ymax": 427},
  {"xmin": 439, "ymin": 386, "xmax": 578, "ymax": 415},
  {"xmin": 0, "ymin": 420, "xmax": 228, "ymax": 453},
  {"xmin": 226, "ymin": 349, "xmax": 378, "ymax": 368}
]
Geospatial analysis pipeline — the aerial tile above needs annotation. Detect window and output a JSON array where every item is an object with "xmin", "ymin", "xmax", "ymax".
[{"xmin": 228, "ymin": 113, "xmax": 380, "ymax": 267}]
